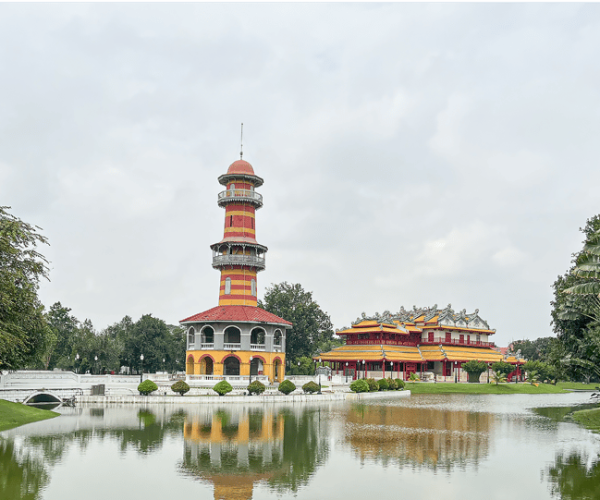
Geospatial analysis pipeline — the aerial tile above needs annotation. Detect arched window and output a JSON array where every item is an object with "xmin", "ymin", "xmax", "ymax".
[
  {"xmin": 274, "ymin": 330, "xmax": 282, "ymax": 346},
  {"xmin": 251, "ymin": 279, "xmax": 256, "ymax": 296},
  {"xmin": 225, "ymin": 277, "xmax": 231, "ymax": 294},
  {"xmin": 224, "ymin": 326, "xmax": 241, "ymax": 344},
  {"xmin": 251, "ymin": 328, "xmax": 265, "ymax": 345},
  {"xmin": 201, "ymin": 326, "xmax": 214, "ymax": 344},
  {"xmin": 188, "ymin": 327, "xmax": 195, "ymax": 346}
]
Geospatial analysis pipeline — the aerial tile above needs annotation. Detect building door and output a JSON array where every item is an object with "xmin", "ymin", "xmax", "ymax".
[
  {"xmin": 405, "ymin": 363, "xmax": 417, "ymax": 378},
  {"xmin": 428, "ymin": 332, "xmax": 434, "ymax": 342},
  {"xmin": 445, "ymin": 332, "xmax": 451, "ymax": 343},
  {"xmin": 459, "ymin": 334, "xmax": 464, "ymax": 344}
]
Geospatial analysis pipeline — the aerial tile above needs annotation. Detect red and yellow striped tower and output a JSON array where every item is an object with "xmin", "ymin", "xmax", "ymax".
[{"xmin": 211, "ymin": 159, "xmax": 266, "ymax": 306}]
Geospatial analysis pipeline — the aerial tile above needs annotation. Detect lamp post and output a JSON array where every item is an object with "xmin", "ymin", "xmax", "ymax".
[
  {"xmin": 362, "ymin": 359, "xmax": 366, "ymax": 379},
  {"xmin": 94, "ymin": 355, "xmax": 98, "ymax": 375},
  {"xmin": 454, "ymin": 361, "xmax": 458, "ymax": 383},
  {"xmin": 75, "ymin": 353, "xmax": 79, "ymax": 374},
  {"xmin": 249, "ymin": 356, "xmax": 253, "ymax": 386},
  {"xmin": 390, "ymin": 361, "xmax": 393, "ymax": 380},
  {"xmin": 318, "ymin": 357, "xmax": 322, "ymax": 394},
  {"xmin": 297, "ymin": 361, "xmax": 300, "ymax": 375},
  {"xmin": 162, "ymin": 358, "xmax": 165, "ymax": 373},
  {"xmin": 345, "ymin": 362, "xmax": 349, "ymax": 384},
  {"xmin": 140, "ymin": 354, "xmax": 144, "ymax": 383}
]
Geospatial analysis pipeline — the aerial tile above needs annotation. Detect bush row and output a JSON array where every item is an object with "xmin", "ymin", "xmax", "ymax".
[{"xmin": 350, "ymin": 377, "xmax": 405, "ymax": 393}]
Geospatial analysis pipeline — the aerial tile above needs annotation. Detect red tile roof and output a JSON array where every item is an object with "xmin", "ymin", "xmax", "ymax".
[
  {"xmin": 180, "ymin": 305, "xmax": 292, "ymax": 326},
  {"xmin": 227, "ymin": 160, "xmax": 255, "ymax": 175}
]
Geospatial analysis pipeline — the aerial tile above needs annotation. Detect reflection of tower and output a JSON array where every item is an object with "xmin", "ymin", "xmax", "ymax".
[
  {"xmin": 182, "ymin": 408, "xmax": 285, "ymax": 500},
  {"xmin": 181, "ymin": 157, "xmax": 292, "ymax": 383}
]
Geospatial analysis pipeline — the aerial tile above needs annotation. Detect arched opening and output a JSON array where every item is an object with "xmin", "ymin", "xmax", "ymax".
[
  {"xmin": 251, "ymin": 279, "xmax": 256, "ymax": 296},
  {"xmin": 250, "ymin": 327, "xmax": 265, "ymax": 346},
  {"xmin": 225, "ymin": 277, "xmax": 231, "ymax": 294},
  {"xmin": 224, "ymin": 356, "xmax": 240, "ymax": 376},
  {"xmin": 188, "ymin": 327, "xmax": 195, "ymax": 346},
  {"xmin": 186, "ymin": 355, "xmax": 195, "ymax": 375},
  {"xmin": 201, "ymin": 326, "xmax": 214, "ymax": 344},
  {"xmin": 250, "ymin": 357, "xmax": 263, "ymax": 376},
  {"xmin": 224, "ymin": 326, "xmax": 241, "ymax": 345},
  {"xmin": 274, "ymin": 330, "xmax": 282, "ymax": 346},
  {"xmin": 273, "ymin": 359, "xmax": 282, "ymax": 382},
  {"xmin": 200, "ymin": 357, "xmax": 214, "ymax": 375}
]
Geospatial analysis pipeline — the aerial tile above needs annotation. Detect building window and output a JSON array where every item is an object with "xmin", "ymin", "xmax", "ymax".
[
  {"xmin": 274, "ymin": 330, "xmax": 282, "ymax": 346},
  {"xmin": 188, "ymin": 327, "xmax": 195, "ymax": 345},
  {"xmin": 251, "ymin": 279, "xmax": 256, "ymax": 296},
  {"xmin": 229, "ymin": 215, "xmax": 233, "ymax": 227},
  {"xmin": 225, "ymin": 277, "xmax": 231, "ymax": 294}
]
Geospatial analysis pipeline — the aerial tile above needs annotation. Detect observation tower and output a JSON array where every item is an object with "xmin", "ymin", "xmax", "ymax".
[{"xmin": 180, "ymin": 157, "xmax": 291, "ymax": 384}]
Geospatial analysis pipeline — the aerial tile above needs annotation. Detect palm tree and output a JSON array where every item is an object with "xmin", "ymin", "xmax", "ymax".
[{"xmin": 491, "ymin": 371, "xmax": 507, "ymax": 385}]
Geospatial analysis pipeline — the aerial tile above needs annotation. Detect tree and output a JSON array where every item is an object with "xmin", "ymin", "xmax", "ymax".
[
  {"xmin": 45, "ymin": 302, "xmax": 80, "ymax": 370},
  {"xmin": 511, "ymin": 338, "xmax": 554, "ymax": 362},
  {"xmin": 258, "ymin": 282, "xmax": 334, "ymax": 365},
  {"xmin": 461, "ymin": 360, "xmax": 488, "ymax": 383},
  {"xmin": 551, "ymin": 215, "xmax": 600, "ymax": 381},
  {"xmin": 0, "ymin": 207, "xmax": 50, "ymax": 369},
  {"xmin": 123, "ymin": 314, "xmax": 173, "ymax": 374}
]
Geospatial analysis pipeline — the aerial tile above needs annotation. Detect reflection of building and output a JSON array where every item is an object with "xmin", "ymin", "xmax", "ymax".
[
  {"xmin": 344, "ymin": 404, "xmax": 492, "ymax": 469},
  {"xmin": 181, "ymin": 157, "xmax": 291, "ymax": 384},
  {"xmin": 318, "ymin": 305, "xmax": 522, "ymax": 381}
]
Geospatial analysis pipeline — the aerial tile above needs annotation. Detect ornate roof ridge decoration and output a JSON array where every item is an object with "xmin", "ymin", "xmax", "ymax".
[{"xmin": 424, "ymin": 304, "xmax": 439, "ymax": 322}]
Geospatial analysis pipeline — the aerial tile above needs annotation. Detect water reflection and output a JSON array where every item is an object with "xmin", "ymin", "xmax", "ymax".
[
  {"xmin": 546, "ymin": 452, "xmax": 600, "ymax": 500},
  {"xmin": 180, "ymin": 405, "xmax": 330, "ymax": 499},
  {"xmin": 344, "ymin": 403, "xmax": 492, "ymax": 471}
]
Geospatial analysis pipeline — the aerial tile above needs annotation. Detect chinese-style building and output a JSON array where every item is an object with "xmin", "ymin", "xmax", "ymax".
[
  {"xmin": 317, "ymin": 304, "xmax": 524, "ymax": 382},
  {"xmin": 180, "ymin": 157, "xmax": 291, "ymax": 384}
]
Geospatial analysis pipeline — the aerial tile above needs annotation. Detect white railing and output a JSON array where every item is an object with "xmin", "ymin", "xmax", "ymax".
[
  {"xmin": 201, "ymin": 343, "xmax": 214, "ymax": 349},
  {"xmin": 224, "ymin": 343, "xmax": 241, "ymax": 350},
  {"xmin": 212, "ymin": 254, "xmax": 266, "ymax": 268},
  {"xmin": 250, "ymin": 344, "xmax": 265, "ymax": 351},
  {"xmin": 218, "ymin": 189, "xmax": 263, "ymax": 205}
]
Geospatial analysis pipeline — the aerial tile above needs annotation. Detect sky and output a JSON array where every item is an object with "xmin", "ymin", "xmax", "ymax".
[{"xmin": 2, "ymin": 3, "xmax": 599, "ymax": 346}]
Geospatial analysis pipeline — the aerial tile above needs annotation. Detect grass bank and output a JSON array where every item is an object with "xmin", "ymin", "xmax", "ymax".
[
  {"xmin": 405, "ymin": 382, "xmax": 572, "ymax": 395},
  {"xmin": 0, "ymin": 400, "xmax": 59, "ymax": 432},
  {"xmin": 572, "ymin": 407, "xmax": 600, "ymax": 432}
]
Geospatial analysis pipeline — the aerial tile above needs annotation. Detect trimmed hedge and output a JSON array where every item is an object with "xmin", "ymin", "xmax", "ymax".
[
  {"xmin": 278, "ymin": 379, "xmax": 296, "ymax": 395},
  {"xmin": 350, "ymin": 379, "xmax": 369, "ymax": 393},
  {"xmin": 366, "ymin": 378, "xmax": 379, "ymax": 392},
  {"xmin": 247, "ymin": 380, "xmax": 266, "ymax": 395},
  {"xmin": 377, "ymin": 378, "xmax": 389, "ymax": 391},
  {"xmin": 171, "ymin": 380, "xmax": 190, "ymax": 396},
  {"xmin": 387, "ymin": 378, "xmax": 398, "ymax": 390},
  {"xmin": 302, "ymin": 381, "xmax": 320, "ymax": 394},
  {"xmin": 213, "ymin": 380, "xmax": 233, "ymax": 396},
  {"xmin": 395, "ymin": 379, "xmax": 405, "ymax": 390},
  {"xmin": 138, "ymin": 380, "xmax": 158, "ymax": 396}
]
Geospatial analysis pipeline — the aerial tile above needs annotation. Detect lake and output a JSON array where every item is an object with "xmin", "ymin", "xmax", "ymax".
[{"xmin": 1, "ymin": 392, "xmax": 599, "ymax": 500}]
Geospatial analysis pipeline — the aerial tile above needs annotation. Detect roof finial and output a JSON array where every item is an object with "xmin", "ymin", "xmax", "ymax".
[{"xmin": 240, "ymin": 122, "xmax": 244, "ymax": 159}]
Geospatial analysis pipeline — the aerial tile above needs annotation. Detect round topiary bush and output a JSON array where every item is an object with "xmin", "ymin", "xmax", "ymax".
[
  {"xmin": 377, "ymin": 378, "xmax": 389, "ymax": 391},
  {"xmin": 278, "ymin": 379, "xmax": 296, "ymax": 395},
  {"xmin": 349, "ymin": 379, "xmax": 369, "ymax": 393},
  {"xmin": 213, "ymin": 380, "xmax": 233, "ymax": 396},
  {"xmin": 247, "ymin": 380, "xmax": 266, "ymax": 395},
  {"xmin": 396, "ymin": 379, "xmax": 405, "ymax": 390},
  {"xmin": 302, "ymin": 381, "xmax": 320, "ymax": 394},
  {"xmin": 138, "ymin": 379, "xmax": 158, "ymax": 396},
  {"xmin": 387, "ymin": 378, "xmax": 397, "ymax": 390},
  {"xmin": 171, "ymin": 380, "xmax": 190, "ymax": 396},
  {"xmin": 366, "ymin": 378, "xmax": 378, "ymax": 392}
]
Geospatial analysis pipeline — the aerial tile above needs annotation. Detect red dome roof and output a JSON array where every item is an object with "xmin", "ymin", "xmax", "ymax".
[{"xmin": 227, "ymin": 159, "xmax": 255, "ymax": 175}]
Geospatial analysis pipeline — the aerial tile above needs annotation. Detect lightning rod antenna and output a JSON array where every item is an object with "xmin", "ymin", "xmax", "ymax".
[{"xmin": 240, "ymin": 123, "xmax": 244, "ymax": 159}]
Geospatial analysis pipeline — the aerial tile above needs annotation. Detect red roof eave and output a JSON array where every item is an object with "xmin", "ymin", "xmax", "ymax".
[{"xmin": 180, "ymin": 305, "xmax": 292, "ymax": 327}]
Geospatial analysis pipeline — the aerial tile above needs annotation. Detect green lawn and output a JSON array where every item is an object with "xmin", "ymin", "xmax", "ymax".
[
  {"xmin": 572, "ymin": 407, "xmax": 600, "ymax": 433},
  {"xmin": 405, "ymin": 382, "xmax": 568, "ymax": 394},
  {"xmin": 0, "ymin": 399, "xmax": 59, "ymax": 432},
  {"xmin": 555, "ymin": 381, "xmax": 600, "ymax": 391}
]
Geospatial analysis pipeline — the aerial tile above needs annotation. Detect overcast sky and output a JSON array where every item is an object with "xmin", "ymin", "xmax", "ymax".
[{"xmin": 2, "ymin": 3, "xmax": 599, "ymax": 346}]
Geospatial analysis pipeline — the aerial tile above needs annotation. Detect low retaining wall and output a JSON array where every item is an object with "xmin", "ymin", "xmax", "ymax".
[{"xmin": 76, "ymin": 390, "xmax": 411, "ymax": 405}]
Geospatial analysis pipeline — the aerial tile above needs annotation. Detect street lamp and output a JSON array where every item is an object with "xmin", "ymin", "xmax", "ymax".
[
  {"xmin": 162, "ymin": 358, "xmax": 165, "ymax": 373},
  {"xmin": 390, "ymin": 361, "xmax": 393, "ymax": 379},
  {"xmin": 94, "ymin": 355, "xmax": 98, "ymax": 375},
  {"xmin": 362, "ymin": 359, "xmax": 365, "ymax": 379},
  {"xmin": 140, "ymin": 354, "xmax": 144, "ymax": 383},
  {"xmin": 345, "ymin": 362, "xmax": 349, "ymax": 384},
  {"xmin": 75, "ymin": 353, "xmax": 79, "ymax": 374},
  {"xmin": 318, "ymin": 357, "xmax": 322, "ymax": 394},
  {"xmin": 249, "ymin": 356, "xmax": 253, "ymax": 386}
]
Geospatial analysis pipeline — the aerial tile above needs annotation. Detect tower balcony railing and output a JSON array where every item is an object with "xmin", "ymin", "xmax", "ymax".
[
  {"xmin": 212, "ymin": 254, "xmax": 266, "ymax": 270},
  {"xmin": 224, "ymin": 343, "xmax": 241, "ymax": 350},
  {"xmin": 218, "ymin": 189, "xmax": 263, "ymax": 207},
  {"xmin": 250, "ymin": 344, "xmax": 265, "ymax": 351}
]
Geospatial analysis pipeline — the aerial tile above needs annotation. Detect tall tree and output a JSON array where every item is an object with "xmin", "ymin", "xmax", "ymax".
[
  {"xmin": 258, "ymin": 282, "xmax": 335, "ymax": 364},
  {"xmin": 551, "ymin": 215, "xmax": 600, "ymax": 381},
  {"xmin": 45, "ymin": 302, "xmax": 80, "ymax": 370},
  {"xmin": 0, "ymin": 207, "xmax": 50, "ymax": 369},
  {"xmin": 123, "ymin": 314, "xmax": 173, "ymax": 374}
]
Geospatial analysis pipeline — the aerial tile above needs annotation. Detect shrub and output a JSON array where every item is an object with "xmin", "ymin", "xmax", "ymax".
[
  {"xmin": 350, "ymin": 379, "xmax": 369, "ymax": 393},
  {"xmin": 278, "ymin": 379, "xmax": 296, "ymax": 395},
  {"xmin": 213, "ymin": 380, "xmax": 233, "ymax": 396},
  {"xmin": 138, "ymin": 380, "xmax": 158, "ymax": 396},
  {"xmin": 409, "ymin": 372, "xmax": 420, "ymax": 382},
  {"xmin": 396, "ymin": 379, "xmax": 405, "ymax": 390},
  {"xmin": 366, "ymin": 378, "xmax": 378, "ymax": 392},
  {"xmin": 387, "ymin": 378, "xmax": 398, "ymax": 390},
  {"xmin": 377, "ymin": 378, "xmax": 389, "ymax": 391},
  {"xmin": 247, "ymin": 380, "xmax": 266, "ymax": 395},
  {"xmin": 491, "ymin": 361, "xmax": 514, "ymax": 377},
  {"xmin": 171, "ymin": 380, "xmax": 190, "ymax": 396},
  {"xmin": 461, "ymin": 360, "xmax": 488, "ymax": 383},
  {"xmin": 302, "ymin": 381, "xmax": 320, "ymax": 394}
]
